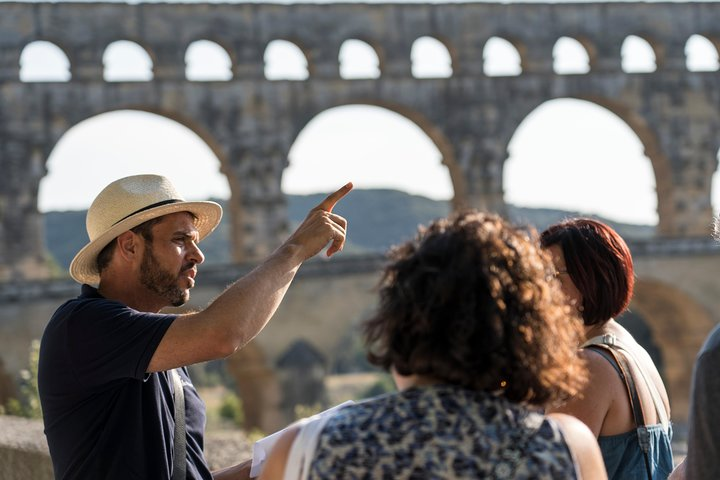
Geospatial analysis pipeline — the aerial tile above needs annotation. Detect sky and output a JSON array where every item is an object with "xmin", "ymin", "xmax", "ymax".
[{"xmin": 15, "ymin": 0, "xmax": 720, "ymax": 226}]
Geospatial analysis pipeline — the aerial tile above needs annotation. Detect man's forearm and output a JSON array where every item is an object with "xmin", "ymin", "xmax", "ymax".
[
  {"xmin": 197, "ymin": 244, "xmax": 303, "ymax": 354},
  {"xmin": 148, "ymin": 184, "xmax": 351, "ymax": 372}
]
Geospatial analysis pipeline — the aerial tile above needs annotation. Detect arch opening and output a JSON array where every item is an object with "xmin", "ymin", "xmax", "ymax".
[
  {"xmin": 622, "ymin": 35, "xmax": 657, "ymax": 73},
  {"xmin": 504, "ymin": 98, "xmax": 658, "ymax": 232},
  {"xmin": 631, "ymin": 277, "xmax": 718, "ymax": 422},
  {"xmin": 483, "ymin": 37, "xmax": 522, "ymax": 77},
  {"xmin": 283, "ymin": 105, "xmax": 453, "ymax": 253},
  {"xmin": 553, "ymin": 37, "xmax": 590, "ymax": 75},
  {"xmin": 686, "ymin": 34, "xmax": 720, "ymax": 72},
  {"xmin": 103, "ymin": 40, "xmax": 154, "ymax": 82},
  {"xmin": 339, "ymin": 40, "xmax": 380, "ymax": 80},
  {"xmin": 20, "ymin": 41, "xmax": 71, "ymax": 82},
  {"xmin": 617, "ymin": 310, "xmax": 665, "ymax": 377},
  {"xmin": 411, "ymin": 36, "xmax": 452, "ymax": 79},
  {"xmin": 264, "ymin": 40, "xmax": 309, "ymax": 81},
  {"xmin": 186, "ymin": 40, "xmax": 233, "ymax": 81},
  {"xmin": 38, "ymin": 110, "xmax": 231, "ymax": 268}
]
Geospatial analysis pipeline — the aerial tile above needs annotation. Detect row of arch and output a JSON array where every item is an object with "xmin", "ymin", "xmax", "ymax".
[
  {"xmin": 42, "ymin": 97, "xmax": 720, "ymax": 228},
  {"xmin": 19, "ymin": 34, "xmax": 720, "ymax": 83}
]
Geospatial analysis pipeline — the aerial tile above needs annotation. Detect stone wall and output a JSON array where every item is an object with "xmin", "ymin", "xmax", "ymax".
[
  {"xmin": 0, "ymin": 416, "xmax": 53, "ymax": 480},
  {"xmin": 1, "ymin": 2, "xmax": 720, "ymax": 280},
  {"xmin": 0, "ymin": 415, "xmax": 253, "ymax": 478},
  {"xmin": 1, "ymin": 246, "xmax": 719, "ymax": 431}
]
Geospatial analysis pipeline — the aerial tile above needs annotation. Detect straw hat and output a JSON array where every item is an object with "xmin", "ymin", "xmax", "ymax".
[{"xmin": 69, "ymin": 174, "xmax": 223, "ymax": 285}]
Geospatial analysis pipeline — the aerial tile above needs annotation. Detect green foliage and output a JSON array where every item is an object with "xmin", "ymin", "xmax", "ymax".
[
  {"xmin": 246, "ymin": 428, "xmax": 266, "ymax": 443},
  {"xmin": 218, "ymin": 391, "xmax": 245, "ymax": 427},
  {"xmin": 293, "ymin": 402, "xmax": 324, "ymax": 421},
  {"xmin": 6, "ymin": 339, "xmax": 42, "ymax": 419}
]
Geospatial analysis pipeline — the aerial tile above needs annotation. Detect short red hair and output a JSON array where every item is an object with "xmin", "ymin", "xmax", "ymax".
[{"xmin": 540, "ymin": 218, "xmax": 634, "ymax": 326}]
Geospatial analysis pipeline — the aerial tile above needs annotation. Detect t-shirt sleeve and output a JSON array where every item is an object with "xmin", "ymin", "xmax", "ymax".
[{"xmin": 64, "ymin": 299, "xmax": 176, "ymax": 385}]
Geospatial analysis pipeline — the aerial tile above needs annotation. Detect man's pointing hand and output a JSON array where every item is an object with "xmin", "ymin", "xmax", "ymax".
[{"xmin": 284, "ymin": 182, "xmax": 353, "ymax": 260}]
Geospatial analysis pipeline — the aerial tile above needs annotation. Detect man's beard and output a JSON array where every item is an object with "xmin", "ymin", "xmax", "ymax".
[{"xmin": 140, "ymin": 244, "xmax": 192, "ymax": 307}]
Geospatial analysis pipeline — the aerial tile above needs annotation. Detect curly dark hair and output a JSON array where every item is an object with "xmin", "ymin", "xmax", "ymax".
[
  {"xmin": 540, "ymin": 218, "xmax": 634, "ymax": 327},
  {"xmin": 363, "ymin": 210, "xmax": 586, "ymax": 407}
]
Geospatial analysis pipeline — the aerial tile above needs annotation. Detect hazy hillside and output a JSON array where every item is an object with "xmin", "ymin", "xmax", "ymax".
[{"xmin": 43, "ymin": 189, "xmax": 654, "ymax": 270}]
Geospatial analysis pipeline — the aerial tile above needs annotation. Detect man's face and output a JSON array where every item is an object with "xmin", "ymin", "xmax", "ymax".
[{"xmin": 139, "ymin": 212, "xmax": 204, "ymax": 307}]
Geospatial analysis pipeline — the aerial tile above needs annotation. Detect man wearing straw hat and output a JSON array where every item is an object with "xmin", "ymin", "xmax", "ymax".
[{"xmin": 37, "ymin": 174, "xmax": 353, "ymax": 480}]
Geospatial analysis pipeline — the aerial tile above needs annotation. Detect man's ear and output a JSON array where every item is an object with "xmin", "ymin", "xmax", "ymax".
[{"xmin": 115, "ymin": 231, "xmax": 141, "ymax": 262}]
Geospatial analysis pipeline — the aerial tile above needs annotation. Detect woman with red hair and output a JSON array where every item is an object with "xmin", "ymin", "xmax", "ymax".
[{"xmin": 541, "ymin": 218, "xmax": 673, "ymax": 479}]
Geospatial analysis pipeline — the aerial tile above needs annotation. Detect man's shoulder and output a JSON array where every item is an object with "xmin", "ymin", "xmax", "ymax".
[
  {"xmin": 55, "ymin": 291, "xmax": 118, "ymax": 313},
  {"xmin": 48, "ymin": 289, "xmax": 127, "ymax": 330}
]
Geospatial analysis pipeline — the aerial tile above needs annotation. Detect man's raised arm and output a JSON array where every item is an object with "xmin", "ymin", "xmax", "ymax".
[{"xmin": 148, "ymin": 182, "xmax": 353, "ymax": 372}]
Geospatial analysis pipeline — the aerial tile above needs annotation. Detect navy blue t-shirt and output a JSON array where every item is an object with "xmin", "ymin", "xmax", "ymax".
[{"xmin": 38, "ymin": 284, "xmax": 213, "ymax": 480}]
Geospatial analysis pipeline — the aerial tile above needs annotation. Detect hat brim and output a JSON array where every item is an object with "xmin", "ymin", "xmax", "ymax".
[{"xmin": 69, "ymin": 200, "xmax": 223, "ymax": 285}]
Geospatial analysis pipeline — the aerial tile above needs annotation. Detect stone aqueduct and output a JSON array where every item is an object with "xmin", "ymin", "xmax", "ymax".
[{"xmin": 2, "ymin": 1, "xmax": 720, "ymax": 431}]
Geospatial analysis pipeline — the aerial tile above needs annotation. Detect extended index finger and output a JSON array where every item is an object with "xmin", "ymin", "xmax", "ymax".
[{"xmin": 317, "ymin": 182, "xmax": 353, "ymax": 213}]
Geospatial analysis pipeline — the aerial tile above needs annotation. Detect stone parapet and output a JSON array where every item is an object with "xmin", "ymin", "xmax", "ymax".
[
  {"xmin": 0, "ymin": 416, "xmax": 53, "ymax": 480},
  {"xmin": 0, "ymin": 415, "xmax": 254, "ymax": 477}
]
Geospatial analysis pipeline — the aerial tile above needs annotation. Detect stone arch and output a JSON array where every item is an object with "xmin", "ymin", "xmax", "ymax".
[
  {"xmin": 685, "ymin": 34, "xmax": 720, "ymax": 72},
  {"xmin": 503, "ymin": 97, "xmax": 663, "ymax": 227},
  {"xmin": 616, "ymin": 310, "xmax": 665, "ymax": 376},
  {"xmin": 553, "ymin": 36, "xmax": 592, "ymax": 74},
  {"xmin": 102, "ymin": 40, "xmax": 154, "ymax": 82},
  {"xmin": 338, "ymin": 38, "xmax": 381, "ymax": 79},
  {"xmin": 483, "ymin": 36, "xmax": 522, "ymax": 77},
  {"xmin": 185, "ymin": 39, "xmax": 233, "ymax": 81},
  {"xmin": 284, "ymin": 101, "xmax": 463, "ymax": 209},
  {"xmin": 631, "ymin": 278, "xmax": 716, "ymax": 421},
  {"xmin": 622, "ymin": 35, "xmax": 657, "ymax": 73},
  {"xmin": 588, "ymin": 97, "xmax": 675, "ymax": 232},
  {"xmin": 264, "ymin": 39, "xmax": 309, "ymax": 81},
  {"xmin": 37, "ymin": 107, "xmax": 235, "ymax": 264},
  {"xmin": 41, "ymin": 106, "xmax": 231, "ymax": 187},
  {"xmin": 19, "ymin": 40, "xmax": 72, "ymax": 82},
  {"xmin": 410, "ymin": 35, "xmax": 453, "ymax": 79},
  {"xmin": 223, "ymin": 341, "xmax": 281, "ymax": 432}
]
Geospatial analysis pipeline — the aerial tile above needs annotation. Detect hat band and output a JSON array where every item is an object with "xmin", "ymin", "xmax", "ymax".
[{"xmin": 112, "ymin": 199, "xmax": 183, "ymax": 226}]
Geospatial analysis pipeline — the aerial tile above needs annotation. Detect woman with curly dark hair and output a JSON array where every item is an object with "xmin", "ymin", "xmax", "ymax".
[
  {"xmin": 260, "ymin": 211, "xmax": 606, "ymax": 480},
  {"xmin": 541, "ymin": 218, "xmax": 673, "ymax": 480}
]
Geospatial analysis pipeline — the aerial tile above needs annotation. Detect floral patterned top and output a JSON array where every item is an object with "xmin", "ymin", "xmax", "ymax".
[{"xmin": 309, "ymin": 384, "xmax": 578, "ymax": 480}]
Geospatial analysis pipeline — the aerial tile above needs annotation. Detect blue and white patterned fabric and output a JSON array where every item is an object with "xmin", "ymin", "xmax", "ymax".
[{"xmin": 309, "ymin": 384, "xmax": 578, "ymax": 480}]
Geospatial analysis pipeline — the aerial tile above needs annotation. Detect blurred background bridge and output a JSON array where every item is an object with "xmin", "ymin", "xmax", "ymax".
[{"xmin": 1, "ymin": 1, "xmax": 720, "ymax": 436}]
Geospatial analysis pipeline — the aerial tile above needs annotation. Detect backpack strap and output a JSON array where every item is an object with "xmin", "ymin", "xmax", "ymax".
[
  {"xmin": 169, "ymin": 368, "xmax": 186, "ymax": 480},
  {"xmin": 584, "ymin": 333, "xmax": 669, "ymax": 431},
  {"xmin": 583, "ymin": 339, "xmax": 653, "ymax": 480}
]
